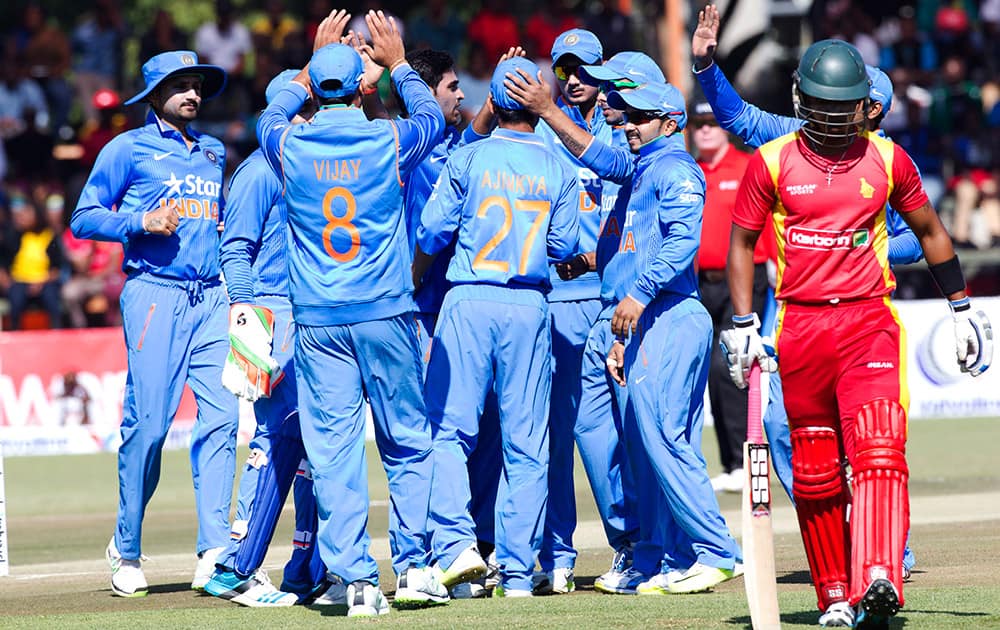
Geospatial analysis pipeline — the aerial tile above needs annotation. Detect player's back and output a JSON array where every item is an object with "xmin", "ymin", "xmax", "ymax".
[
  {"xmin": 443, "ymin": 129, "xmax": 579, "ymax": 291},
  {"xmin": 279, "ymin": 111, "xmax": 412, "ymax": 326}
]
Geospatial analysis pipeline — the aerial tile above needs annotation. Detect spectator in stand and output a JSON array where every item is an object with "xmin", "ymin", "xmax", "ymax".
[
  {"xmin": 468, "ymin": 0, "xmax": 520, "ymax": 62},
  {"xmin": 947, "ymin": 106, "xmax": 1000, "ymax": 249},
  {"xmin": 348, "ymin": 1, "xmax": 406, "ymax": 42},
  {"xmin": 879, "ymin": 6, "xmax": 937, "ymax": 86},
  {"xmin": 80, "ymin": 89, "xmax": 128, "ymax": 168},
  {"xmin": 250, "ymin": 0, "xmax": 300, "ymax": 52},
  {"xmin": 304, "ymin": 0, "xmax": 333, "ymax": 43},
  {"xmin": 893, "ymin": 81, "xmax": 946, "ymax": 207},
  {"xmin": 194, "ymin": 0, "xmax": 253, "ymax": 78},
  {"xmin": 61, "ymin": 223, "xmax": 124, "ymax": 328},
  {"xmin": 140, "ymin": 10, "xmax": 189, "ymax": 64},
  {"xmin": 582, "ymin": 0, "xmax": 633, "ymax": 57},
  {"xmin": 0, "ymin": 192, "xmax": 63, "ymax": 330},
  {"xmin": 407, "ymin": 0, "xmax": 466, "ymax": 60},
  {"xmin": 0, "ymin": 51, "xmax": 49, "ymax": 135},
  {"xmin": 17, "ymin": 3, "xmax": 72, "ymax": 132},
  {"xmin": 983, "ymin": 0, "xmax": 1000, "ymax": 76},
  {"xmin": 0, "ymin": 53, "xmax": 53, "ymax": 182},
  {"xmin": 71, "ymin": 0, "xmax": 125, "ymax": 125},
  {"xmin": 524, "ymin": 0, "xmax": 580, "ymax": 61},
  {"xmin": 930, "ymin": 55, "xmax": 982, "ymax": 136}
]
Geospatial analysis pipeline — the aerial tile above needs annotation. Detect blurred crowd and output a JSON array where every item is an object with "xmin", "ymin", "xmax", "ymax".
[{"xmin": 0, "ymin": 0, "xmax": 997, "ymax": 330}]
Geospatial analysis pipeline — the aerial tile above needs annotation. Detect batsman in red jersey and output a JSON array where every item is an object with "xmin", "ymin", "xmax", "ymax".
[{"xmin": 723, "ymin": 40, "xmax": 993, "ymax": 629}]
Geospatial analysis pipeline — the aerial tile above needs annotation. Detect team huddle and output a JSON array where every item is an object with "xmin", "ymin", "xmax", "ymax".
[{"xmin": 72, "ymin": 4, "xmax": 992, "ymax": 627}]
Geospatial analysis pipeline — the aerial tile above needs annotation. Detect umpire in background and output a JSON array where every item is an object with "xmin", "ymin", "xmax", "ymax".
[
  {"xmin": 71, "ymin": 50, "xmax": 238, "ymax": 598},
  {"xmin": 689, "ymin": 98, "xmax": 768, "ymax": 493}
]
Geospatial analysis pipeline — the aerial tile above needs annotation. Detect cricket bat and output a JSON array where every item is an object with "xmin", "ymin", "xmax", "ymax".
[{"xmin": 742, "ymin": 361, "xmax": 780, "ymax": 629}]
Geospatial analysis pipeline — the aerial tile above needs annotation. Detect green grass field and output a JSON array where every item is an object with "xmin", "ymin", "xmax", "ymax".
[{"xmin": 1, "ymin": 416, "xmax": 999, "ymax": 629}]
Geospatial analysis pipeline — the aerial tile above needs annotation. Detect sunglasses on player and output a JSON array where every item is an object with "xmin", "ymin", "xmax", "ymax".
[
  {"xmin": 554, "ymin": 64, "xmax": 585, "ymax": 81},
  {"xmin": 622, "ymin": 108, "xmax": 664, "ymax": 125}
]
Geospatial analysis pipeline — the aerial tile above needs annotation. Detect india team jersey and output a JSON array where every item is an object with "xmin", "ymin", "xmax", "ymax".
[
  {"xmin": 72, "ymin": 111, "xmax": 226, "ymax": 281},
  {"xmin": 733, "ymin": 131, "xmax": 929, "ymax": 303},
  {"xmin": 418, "ymin": 128, "xmax": 580, "ymax": 290}
]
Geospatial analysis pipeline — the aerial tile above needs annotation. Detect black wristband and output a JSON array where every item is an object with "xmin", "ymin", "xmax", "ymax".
[{"xmin": 928, "ymin": 256, "xmax": 966, "ymax": 297}]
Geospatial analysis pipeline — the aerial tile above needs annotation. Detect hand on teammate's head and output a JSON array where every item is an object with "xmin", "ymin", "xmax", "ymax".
[
  {"xmin": 504, "ymin": 68, "xmax": 553, "ymax": 116},
  {"xmin": 499, "ymin": 46, "xmax": 526, "ymax": 64},
  {"xmin": 314, "ymin": 9, "xmax": 351, "ymax": 52},
  {"xmin": 364, "ymin": 10, "xmax": 406, "ymax": 70},
  {"xmin": 344, "ymin": 30, "xmax": 385, "ymax": 87}
]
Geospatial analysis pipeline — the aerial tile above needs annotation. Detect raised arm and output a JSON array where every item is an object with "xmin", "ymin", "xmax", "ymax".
[{"xmin": 505, "ymin": 68, "xmax": 634, "ymax": 183}]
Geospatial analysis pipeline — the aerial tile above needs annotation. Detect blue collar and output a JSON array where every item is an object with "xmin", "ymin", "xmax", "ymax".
[
  {"xmin": 637, "ymin": 133, "xmax": 683, "ymax": 159},
  {"xmin": 492, "ymin": 127, "xmax": 545, "ymax": 145},
  {"xmin": 146, "ymin": 110, "xmax": 202, "ymax": 144}
]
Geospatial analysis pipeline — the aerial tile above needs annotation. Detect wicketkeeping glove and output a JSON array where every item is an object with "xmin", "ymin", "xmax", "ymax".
[
  {"xmin": 222, "ymin": 304, "xmax": 284, "ymax": 402},
  {"xmin": 950, "ymin": 298, "xmax": 992, "ymax": 377},
  {"xmin": 719, "ymin": 313, "xmax": 778, "ymax": 389}
]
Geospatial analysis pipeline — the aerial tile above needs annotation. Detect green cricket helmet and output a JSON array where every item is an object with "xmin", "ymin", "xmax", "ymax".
[{"xmin": 792, "ymin": 39, "xmax": 871, "ymax": 149}]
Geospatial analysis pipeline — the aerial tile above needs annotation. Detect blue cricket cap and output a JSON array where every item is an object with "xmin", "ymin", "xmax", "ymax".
[
  {"xmin": 265, "ymin": 69, "xmax": 302, "ymax": 104},
  {"xmin": 125, "ymin": 50, "xmax": 227, "ymax": 106},
  {"xmin": 608, "ymin": 82, "xmax": 688, "ymax": 130},
  {"xmin": 866, "ymin": 65, "xmax": 893, "ymax": 112},
  {"xmin": 551, "ymin": 29, "xmax": 603, "ymax": 66},
  {"xmin": 580, "ymin": 51, "xmax": 664, "ymax": 86},
  {"xmin": 492, "ymin": 57, "xmax": 541, "ymax": 111},
  {"xmin": 309, "ymin": 44, "xmax": 364, "ymax": 99}
]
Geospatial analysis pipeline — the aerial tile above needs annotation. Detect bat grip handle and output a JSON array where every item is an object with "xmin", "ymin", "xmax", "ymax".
[{"xmin": 747, "ymin": 360, "xmax": 764, "ymax": 443}]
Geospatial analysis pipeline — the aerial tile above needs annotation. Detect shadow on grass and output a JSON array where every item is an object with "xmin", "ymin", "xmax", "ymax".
[
  {"xmin": 147, "ymin": 582, "xmax": 199, "ymax": 595},
  {"xmin": 776, "ymin": 570, "xmax": 812, "ymax": 584},
  {"xmin": 727, "ymin": 611, "xmax": 911, "ymax": 628}
]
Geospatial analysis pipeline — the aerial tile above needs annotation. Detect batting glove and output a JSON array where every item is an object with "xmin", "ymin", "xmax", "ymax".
[
  {"xmin": 950, "ymin": 297, "xmax": 992, "ymax": 377},
  {"xmin": 719, "ymin": 313, "xmax": 778, "ymax": 389},
  {"xmin": 222, "ymin": 304, "xmax": 284, "ymax": 401}
]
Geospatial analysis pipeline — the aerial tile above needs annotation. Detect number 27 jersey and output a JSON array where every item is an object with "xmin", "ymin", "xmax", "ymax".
[{"xmin": 418, "ymin": 128, "xmax": 580, "ymax": 291}]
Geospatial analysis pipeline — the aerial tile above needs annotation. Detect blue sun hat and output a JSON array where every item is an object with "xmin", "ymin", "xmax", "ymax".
[
  {"xmin": 866, "ymin": 65, "xmax": 893, "ymax": 112},
  {"xmin": 608, "ymin": 81, "xmax": 688, "ymax": 130},
  {"xmin": 124, "ymin": 50, "xmax": 227, "ymax": 105}
]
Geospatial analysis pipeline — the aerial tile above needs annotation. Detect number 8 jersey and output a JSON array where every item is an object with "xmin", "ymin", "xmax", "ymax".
[
  {"xmin": 257, "ymin": 67, "xmax": 445, "ymax": 326},
  {"xmin": 417, "ymin": 128, "xmax": 581, "ymax": 291}
]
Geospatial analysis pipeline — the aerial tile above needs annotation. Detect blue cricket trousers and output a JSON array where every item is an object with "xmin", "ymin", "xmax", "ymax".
[{"xmin": 114, "ymin": 273, "xmax": 239, "ymax": 559}]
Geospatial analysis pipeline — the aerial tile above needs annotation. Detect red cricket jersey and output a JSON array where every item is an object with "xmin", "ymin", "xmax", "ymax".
[
  {"xmin": 698, "ymin": 144, "xmax": 772, "ymax": 270},
  {"xmin": 732, "ymin": 131, "xmax": 928, "ymax": 303}
]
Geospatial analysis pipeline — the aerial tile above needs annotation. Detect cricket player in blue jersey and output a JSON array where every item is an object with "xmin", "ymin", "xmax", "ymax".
[
  {"xmin": 71, "ymin": 50, "xmax": 238, "ymax": 598},
  {"xmin": 518, "ymin": 28, "xmax": 616, "ymax": 595},
  {"xmin": 204, "ymin": 69, "xmax": 326, "ymax": 608},
  {"xmin": 692, "ymin": 4, "xmax": 918, "ymax": 576},
  {"xmin": 415, "ymin": 56, "xmax": 580, "ymax": 598},
  {"xmin": 256, "ymin": 11, "xmax": 448, "ymax": 616},
  {"xmin": 566, "ymin": 51, "xmax": 667, "ymax": 594},
  {"xmin": 508, "ymin": 73, "xmax": 742, "ymax": 595}
]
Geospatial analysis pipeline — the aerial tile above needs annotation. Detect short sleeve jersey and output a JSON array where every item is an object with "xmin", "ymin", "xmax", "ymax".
[{"xmin": 733, "ymin": 131, "xmax": 928, "ymax": 302}]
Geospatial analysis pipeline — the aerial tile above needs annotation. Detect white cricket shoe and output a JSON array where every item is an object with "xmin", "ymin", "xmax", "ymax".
[
  {"xmin": 106, "ymin": 537, "xmax": 148, "ymax": 598},
  {"xmin": 439, "ymin": 544, "xmax": 488, "ymax": 587},
  {"xmin": 484, "ymin": 550, "xmax": 500, "ymax": 592},
  {"xmin": 346, "ymin": 581, "xmax": 390, "ymax": 617},
  {"xmin": 203, "ymin": 568, "xmax": 298, "ymax": 607},
  {"xmin": 712, "ymin": 469, "xmax": 744, "ymax": 493},
  {"xmin": 595, "ymin": 567, "xmax": 647, "ymax": 595},
  {"xmin": 636, "ymin": 570, "xmax": 685, "ymax": 595},
  {"xmin": 494, "ymin": 584, "xmax": 533, "ymax": 598},
  {"xmin": 819, "ymin": 601, "xmax": 855, "ymax": 627},
  {"xmin": 450, "ymin": 580, "xmax": 487, "ymax": 599},
  {"xmin": 191, "ymin": 546, "xmax": 224, "ymax": 591},
  {"xmin": 394, "ymin": 566, "xmax": 450, "ymax": 608},
  {"xmin": 667, "ymin": 562, "xmax": 739, "ymax": 594}
]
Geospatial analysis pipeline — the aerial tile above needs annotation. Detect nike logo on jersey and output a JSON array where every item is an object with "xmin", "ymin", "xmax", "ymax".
[
  {"xmin": 429, "ymin": 155, "xmax": 448, "ymax": 164},
  {"xmin": 635, "ymin": 374, "xmax": 647, "ymax": 384},
  {"xmin": 153, "ymin": 152, "xmax": 173, "ymax": 161}
]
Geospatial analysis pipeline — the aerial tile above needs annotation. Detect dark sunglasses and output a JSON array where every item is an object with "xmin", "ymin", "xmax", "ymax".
[
  {"xmin": 622, "ymin": 108, "xmax": 661, "ymax": 125},
  {"xmin": 554, "ymin": 64, "xmax": 583, "ymax": 81},
  {"xmin": 601, "ymin": 78, "xmax": 641, "ymax": 93}
]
